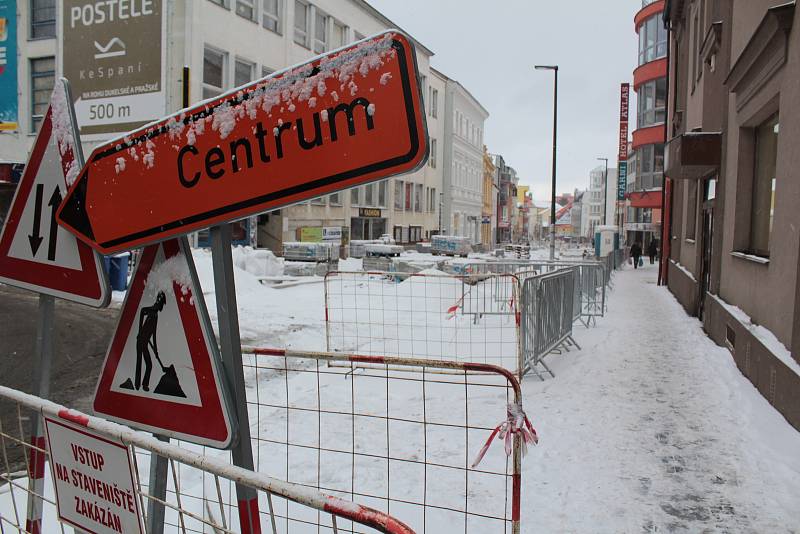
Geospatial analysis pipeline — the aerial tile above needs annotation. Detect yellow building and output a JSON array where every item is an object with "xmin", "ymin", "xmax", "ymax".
[{"xmin": 481, "ymin": 146, "xmax": 496, "ymax": 248}]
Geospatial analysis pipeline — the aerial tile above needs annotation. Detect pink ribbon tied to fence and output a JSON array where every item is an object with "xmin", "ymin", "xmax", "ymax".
[{"xmin": 471, "ymin": 402, "xmax": 538, "ymax": 468}]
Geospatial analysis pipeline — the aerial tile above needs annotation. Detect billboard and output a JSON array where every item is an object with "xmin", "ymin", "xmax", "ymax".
[
  {"xmin": 0, "ymin": 0, "xmax": 18, "ymax": 131},
  {"xmin": 60, "ymin": 0, "xmax": 165, "ymax": 138},
  {"xmin": 617, "ymin": 83, "xmax": 630, "ymax": 201}
]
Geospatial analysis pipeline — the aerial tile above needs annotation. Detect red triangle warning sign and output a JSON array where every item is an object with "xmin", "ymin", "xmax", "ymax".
[
  {"xmin": 0, "ymin": 79, "xmax": 109, "ymax": 307},
  {"xmin": 93, "ymin": 238, "xmax": 235, "ymax": 448}
]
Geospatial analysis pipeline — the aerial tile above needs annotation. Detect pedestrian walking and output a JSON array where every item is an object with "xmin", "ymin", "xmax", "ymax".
[
  {"xmin": 648, "ymin": 239, "xmax": 658, "ymax": 264},
  {"xmin": 631, "ymin": 241, "xmax": 643, "ymax": 270}
]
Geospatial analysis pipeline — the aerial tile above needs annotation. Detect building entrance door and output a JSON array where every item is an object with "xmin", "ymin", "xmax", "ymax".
[{"xmin": 698, "ymin": 177, "xmax": 716, "ymax": 320}]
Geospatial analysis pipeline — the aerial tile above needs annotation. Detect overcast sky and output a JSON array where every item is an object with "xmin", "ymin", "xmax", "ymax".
[{"xmin": 367, "ymin": 0, "xmax": 642, "ymax": 204}]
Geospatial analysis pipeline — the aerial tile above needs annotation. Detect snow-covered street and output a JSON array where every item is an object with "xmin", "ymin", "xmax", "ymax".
[
  {"xmin": 189, "ymin": 249, "xmax": 800, "ymax": 533},
  {"xmin": 522, "ymin": 264, "xmax": 800, "ymax": 533}
]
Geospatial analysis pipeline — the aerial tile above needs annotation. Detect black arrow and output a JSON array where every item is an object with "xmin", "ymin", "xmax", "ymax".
[
  {"xmin": 47, "ymin": 186, "xmax": 62, "ymax": 261},
  {"xmin": 28, "ymin": 184, "xmax": 44, "ymax": 256}
]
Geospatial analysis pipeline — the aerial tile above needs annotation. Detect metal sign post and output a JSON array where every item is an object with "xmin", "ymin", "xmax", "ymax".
[
  {"xmin": 25, "ymin": 294, "xmax": 54, "ymax": 534},
  {"xmin": 211, "ymin": 224, "xmax": 260, "ymax": 532}
]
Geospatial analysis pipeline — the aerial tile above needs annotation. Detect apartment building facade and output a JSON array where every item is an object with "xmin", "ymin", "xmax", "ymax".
[
  {"xmin": 493, "ymin": 154, "xmax": 517, "ymax": 245},
  {"xmin": 481, "ymin": 145, "xmax": 495, "ymax": 248},
  {"xmin": 663, "ymin": 0, "xmax": 800, "ymax": 429},
  {"xmin": 440, "ymin": 76, "xmax": 488, "ymax": 244},
  {"xmin": 630, "ymin": 0, "xmax": 668, "ymax": 251},
  {"xmin": 0, "ymin": 0, "xmax": 487, "ymax": 251}
]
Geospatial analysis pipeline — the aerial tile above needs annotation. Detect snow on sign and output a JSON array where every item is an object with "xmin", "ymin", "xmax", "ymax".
[
  {"xmin": 0, "ymin": 79, "xmax": 110, "ymax": 306},
  {"xmin": 93, "ymin": 238, "xmax": 235, "ymax": 448},
  {"xmin": 57, "ymin": 30, "xmax": 428, "ymax": 254},
  {"xmin": 44, "ymin": 415, "xmax": 142, "ymax": 534}
]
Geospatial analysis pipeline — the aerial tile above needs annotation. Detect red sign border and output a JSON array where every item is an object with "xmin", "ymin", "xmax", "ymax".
[
  {"xmin": 92, "ymin": 238, "xmax": 235, "ymax": 448},
  {"xmin": 0, "ymin": 105, "xmax": 110, "ymax": 307}
]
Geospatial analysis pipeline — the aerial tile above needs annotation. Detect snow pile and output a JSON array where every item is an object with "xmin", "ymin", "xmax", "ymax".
[
  {"xmin": 191, "ymin": 248, "xmax": 324, "ymax": 349},
  {"xmin": 49, "ymin": 80, "xmax": 80, "ymax": 185},
  {"xmin": 231, "ymin": 246, "xmax": 284, "ymax": 278},
  {"xmin": 145, "ymin": 253, "xmax": 194, "ymax": 305},
  {"xmin": 338, "ymin": 257, "xmax": 363, "ymax": 271}
]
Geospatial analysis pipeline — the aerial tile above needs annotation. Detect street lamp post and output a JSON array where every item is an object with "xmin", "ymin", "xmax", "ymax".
[
  {"xmin": 597, "ymin": 157, "xmax": 608, "ymax": 226},
  {"xmin": 535, "ymin": 65, "xmax": 558, "ymax": 261}
]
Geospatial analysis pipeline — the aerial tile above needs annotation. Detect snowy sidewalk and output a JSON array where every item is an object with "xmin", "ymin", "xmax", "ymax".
[{"xmin": 521, "ymin": 263, "xmax": 800, "ymax": 533}]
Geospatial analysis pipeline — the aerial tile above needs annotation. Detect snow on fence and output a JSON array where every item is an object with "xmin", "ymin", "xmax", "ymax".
[
  {"xmin": 520, "ymin": 268, "xmax": 580, "ymax": 379},
  {"xmin": 323, "ymin": 271, "xmax": 524, "ymax": 376},
  {"xmin": 0, "ymin": 386, "xmax": 415, "ymax": 534},
  {"xmin": 240, "ymin": 348, "xmax": 532, "ymax": 534}
]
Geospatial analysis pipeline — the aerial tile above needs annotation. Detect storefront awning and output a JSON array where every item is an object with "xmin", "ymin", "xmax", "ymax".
[{"xmin": 665, "ymin": 131, "xmax": 722, "ymax": 180}]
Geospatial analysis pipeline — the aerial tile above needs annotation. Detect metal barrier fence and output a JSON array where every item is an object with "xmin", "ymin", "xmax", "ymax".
[
  {"xmin": 460, "ymin": 262, "xmax": 606, "ymax": 325},
  {"xmin": 0, "ymin": 386, "xmax": 417, "ymax": 534},
  {"xmin": 520, "ymin": 269, "xmax": 580, "ymax": 379},
  {"xmin": 240, "ymin": 348, "xmax": 533, "ymax": 534},
  {"xmin": 324, "ymin": 271, "xmax": 523, "ymax": 376}
]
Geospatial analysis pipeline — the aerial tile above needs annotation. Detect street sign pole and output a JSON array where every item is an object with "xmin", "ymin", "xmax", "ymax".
[
  {"xmin": 145, "ymin": 435, "xmax": 169, "ymax": 534},
  {"xmin": 25, "ymin": 294, "xmax": 54, "ymax": 534},
  {"xmin": 211, "ymin": 224, "xmax": 260, "ymax": 532}
]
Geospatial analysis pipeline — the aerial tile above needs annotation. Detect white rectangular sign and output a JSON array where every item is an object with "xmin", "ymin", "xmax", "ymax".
[{"xmin": 45, "ymin": 417, "xmax": 143, "ymax": 534}]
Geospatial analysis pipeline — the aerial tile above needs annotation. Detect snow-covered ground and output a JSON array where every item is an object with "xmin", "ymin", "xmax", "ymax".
[
  {"xmin": 3, "ymin": 251, "xmax": 798, "ymax": 533},
  {"xmin": 192, "ymin": 250, "xmax": 800, "ymax": 532}
]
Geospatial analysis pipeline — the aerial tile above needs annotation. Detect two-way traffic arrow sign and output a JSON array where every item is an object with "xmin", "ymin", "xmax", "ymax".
[
  {"xmin": 0, "ymin": 79, "xmax": 110, "ymax": 307},
  {"xmin": 58, "ymin": 30, "xmax": 428, "ymax": 255}
]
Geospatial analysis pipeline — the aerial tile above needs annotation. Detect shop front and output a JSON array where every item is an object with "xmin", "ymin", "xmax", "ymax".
[{"xmin": 350, "ymin": 208, "xmax": 386, "ymax": 240}]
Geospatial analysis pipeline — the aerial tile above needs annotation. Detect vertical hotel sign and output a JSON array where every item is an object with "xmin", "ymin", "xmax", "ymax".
[
  {"xmin": 617, "ymin": 83, "xmax": 630, "ymax": 200},
  {"xmin": 60, "ymin": 0, "xmax": 165, "ymax": 138},
  {"xmin": 0, "ymin": 0, "xmax": 18, "ymax": 131}
]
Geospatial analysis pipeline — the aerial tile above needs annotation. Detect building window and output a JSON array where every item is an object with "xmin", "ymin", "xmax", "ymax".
[
  {"xmin": 635, "ymin": 143, "xmax": 664, "ymax": 190},
  {"xmin": 364, "ymin": 183, "xmax": 375, "ymax": 206},
  {"xmin": 236, "ymin": 0, "xmax": 256, "ymax": 20},
  {"xmin": 310, "ymin": 195, "xmax": 326, "ymax": 205},
  {"xmin": 351, "ymin": 186, "xmax": 360, "ymax": 206},
  {"xmin": 354, "ymin": 31, "xmax": 365, "ymax": 41},
  {"xmin": 394, "ymin": 180, "xmax": 403, "ymax": 210},
  {"xmin": 208, "ymin": 0, "xmax": 229, "ymax": 7},
  {"xmin": 686, "ymin": 181, "xmax": 698, "ymax": 240},
  {"xmin": 329, "ymin": 192, "xmax": 341, "ymax": 206},
  {"xmin": 30, "ymin": 57, "xmax": 55, "ymax": 133},
  {"xmin": 429, "ymin": 138, "xmax": 437, "ymax": 168},
  {"xmin": 431, "ymin": 88, "xmax": 438, "ymax": 118},
  {"xmin": 638, "ymin": 13, "xmax": 667, "ymax": 65},
  {"xmin": 262, "ymin": 0, "xmax": 281, "ymax": 33},
  {"xmin": 430, "ymin": 188, "xmax": 437, "ymax": 212},
  {"xmin": 30, "ymin": 0, "xmax": 56, "ymax": 39},
  {"xmin": 415, "ymin": 184, "xmax": 423, "ymax": 212},
  {"xmin": 378, "ymin": 180, "xmax": 387, "ymax": 207},
  {"xmin": 331, "ymin": 20, "xmax": 347, "ymax": 49},
  {"xmin": 750, "ymin": 114, "xmax": 779, "ymax": 256},
  {"xmin": 405, "ymin": 182, "xmax": 412, "ymax": 211},
  {"xmin": 203, "ymin": 46, "xmax": 227, "ymax": 99},
  {"xmin": 313, "ymin": 9, "xmax": 328, "ymax": 53},
  {"xmin": 235, "ymin": 58, "xmax": 255, "ymax": 86},
  {"xmin": 637, "ymin": 78, "xmax": 666, "ymax": 128},
  {"xmin": 262, "ymin": 66, "xmax": 275, "ymax": 77},
  {"xmin": 294, "ymin": 0, "xmax": 309, "ymax": 47}
]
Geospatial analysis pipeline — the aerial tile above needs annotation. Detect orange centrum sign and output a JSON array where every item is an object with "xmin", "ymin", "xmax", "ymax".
[{"xmin": 57, "ymin": 30, "xmax": 428, "ymax": 255}]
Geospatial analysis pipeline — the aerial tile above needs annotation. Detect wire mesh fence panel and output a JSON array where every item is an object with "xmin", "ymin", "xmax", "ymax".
[
  {"xmin": 520, "ymin": 268, "xmax": 579, "ymax": 379},
  {"xmin": 0, "ymin": 386, "xmax": 417, "ymax": 534},
  {"xmin": 324, "ymin": 272, "xmax": 523, "ymax": 376},
  {"xmin": 241, "ymin": 349, "xmax": 532, "ymax": 534}
]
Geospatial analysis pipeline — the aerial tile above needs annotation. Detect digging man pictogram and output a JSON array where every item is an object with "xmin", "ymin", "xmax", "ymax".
[{"xmin": 119, "ymin": 291, "xmax": 186, "ymax": 398}]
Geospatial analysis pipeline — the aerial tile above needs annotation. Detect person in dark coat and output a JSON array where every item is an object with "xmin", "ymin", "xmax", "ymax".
[
  {"xmin": 648, "ymin": 239, "xmax": 658, "ymax": 264},
  {"xmin": 630, "ymin": 241, "xmax": 643, "ymax": 269}
]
